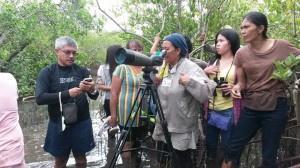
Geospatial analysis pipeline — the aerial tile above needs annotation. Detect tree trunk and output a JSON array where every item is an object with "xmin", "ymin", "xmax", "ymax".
[
  {"xmin": 176, "ymin": 0, "xmax": 181, "ymax": 33},
  {"xmin": 293, "ymin": 81, "xmax": 300, "ymax": 156}
]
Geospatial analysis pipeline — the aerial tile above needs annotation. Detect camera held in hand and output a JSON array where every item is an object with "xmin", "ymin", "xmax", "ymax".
[{"xmin": 213, "ymin": 77, "xmax": 230, "ymax": 97}]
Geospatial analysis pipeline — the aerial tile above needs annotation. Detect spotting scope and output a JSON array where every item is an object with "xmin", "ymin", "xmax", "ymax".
[{"xmin": 115, "ymin": 48, "xmax": 167, "ymax": 66}]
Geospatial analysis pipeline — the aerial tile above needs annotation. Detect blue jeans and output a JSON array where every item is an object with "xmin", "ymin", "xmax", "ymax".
[
  {"xmin": 225, "ymin": 97, "xmax": 288, "ymax": 168},
  {"xmin": 205, "ymin": 108, "xmax": 234, "ymax": 159}
]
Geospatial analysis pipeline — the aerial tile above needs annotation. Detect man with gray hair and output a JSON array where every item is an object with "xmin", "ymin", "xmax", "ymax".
[{"xmin": 35, "ymin": 36, "xmax": 98, "ymax": 168}]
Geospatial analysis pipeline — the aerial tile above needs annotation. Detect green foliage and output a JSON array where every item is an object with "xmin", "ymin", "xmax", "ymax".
[
  {"xmin": 120, "ymin": 0, "xmax": 200, "ymax": 52},
  {"xmin": 272, "ymin": 55, "xmax": 300, "ymax": 82},
  {"xmin": 113, "ymin": 0, "xmax": 300, "ymax": 101},
  {"xmin": 76, "ymin": 32, "xmax": 127, "ymax": 66},
  {"xmin": 256, "ymin": 0, "xmax": 300, "ymax": 44},
  {"xmin": 117, "ymin": 0, "xmax": 299, "ymax": 60},
  {"xmin": 0, "ymin": 0, "xmax": 104, "ymax": 97},
  {"xmin": 1, "ymin": 0, "xmax": 299, "ymax": 98}
]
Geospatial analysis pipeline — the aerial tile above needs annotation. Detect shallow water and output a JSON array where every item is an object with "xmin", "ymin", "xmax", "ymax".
[{"xmin": 20, "ymin": 100, "xmax": 159, "ymax": 168}]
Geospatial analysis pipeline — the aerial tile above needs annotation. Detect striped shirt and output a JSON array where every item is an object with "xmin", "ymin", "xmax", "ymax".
[{"xmin": 113, "ymin": 65, "xmax": 143, "ymax": 127}]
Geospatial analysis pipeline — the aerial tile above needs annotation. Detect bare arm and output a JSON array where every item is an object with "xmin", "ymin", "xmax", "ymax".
[
  {"xmin": 199, "ymin": 33, "xmax": 216, "ymax": 55},
  {"xmin": 109, "ymin": 75, "xmax": 122, "ymax": 127},
  {"xmin": 150, "ymin": 33, "xmax": 161, "ymax": 55},
  {"xmin": 97, "ymin": 84, "xmax": 111, "ymax": 91},
  {"xmin": 96, "ymin": 65, "xmax": 110, "ymax": 91},
  {"xmin": 231, "ymin": 66, "xmax": 246, "ymax": 98}
]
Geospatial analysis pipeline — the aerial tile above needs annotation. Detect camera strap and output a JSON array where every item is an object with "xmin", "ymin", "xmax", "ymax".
[
  {"xmin": 59, "ymin": 91, "xmax": 66, "ymax": 131},
  {"xmin": 215, "ymin": 59, "xmax": 233, "ymax": 82},
  {"xmin": 212, "ymin": 59, "xmax": 233, "ymax": 111},
  {"xmin": 59, "ymin": 91, "xmax": 63, "ymax": 113}
]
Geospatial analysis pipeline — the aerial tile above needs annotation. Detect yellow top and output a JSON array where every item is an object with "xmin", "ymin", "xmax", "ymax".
[
  {"xmin": 157, "ymin": 60, "xmax": 169, "ymax": 78},
  {"xmin": 209, "ymin": 64, "xmax": 235, "ymax": 111}
]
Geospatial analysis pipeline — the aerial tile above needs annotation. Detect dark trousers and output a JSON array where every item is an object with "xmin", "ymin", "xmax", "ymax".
[
  {"xmin": 103, "ymin": 99, "xmax": 110, "ymax": 117},
  {"xmin": 225, "ymin": 97, "xmax": 288, "ymax": 168},
  {"xmin": 156, "ymin": 142, "xmax": 194, "ymax": 168},
  {"xmin": 205, "ymin": 108, "xmax": 234, "ymax": 159}
]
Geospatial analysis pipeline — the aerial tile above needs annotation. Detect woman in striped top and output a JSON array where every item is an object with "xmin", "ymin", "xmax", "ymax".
[{"xmin": 110, "ymin": 39, "xmax": 145, "ymax": 161}]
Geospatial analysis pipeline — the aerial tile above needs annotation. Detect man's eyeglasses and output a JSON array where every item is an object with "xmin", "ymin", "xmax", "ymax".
[{"xmin": 60, "ymin": 50, "xmax": 78, "ymax": 56}]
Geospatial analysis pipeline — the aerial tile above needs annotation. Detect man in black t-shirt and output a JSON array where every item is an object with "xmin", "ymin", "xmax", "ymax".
[{"xmin": 35, "ymin": 36, "xmax": 99, "ymax": 167}]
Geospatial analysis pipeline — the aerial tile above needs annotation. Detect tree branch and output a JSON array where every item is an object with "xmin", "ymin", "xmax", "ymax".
[
  {"xmin": 6, "ymin": 42, "xmax": 30, "ymax": 62},
  {"xmin": 198, "ymin": 0, "xmax": 226, "ymax": 58},
  {"xmin": 158, "ymin": 3, "xmax": 165, "ymax": 35},
  {"xmin": 293, "ymin": 2, "xmax": 297, "ymax": 37},
  {"xmin": 278, "ymin": 156, "xmax": 300, "ymax": 166},
  {"xmin": 95, "ymin": 0, "xmax": 153, "ymax": 45},
  {"xmin": 194, "ymin": 1, "xmax": 204, "ymax": 40},
  {"xmin": 176, "ymin": 0, "xmax": 182, "ymax": 33},
  {"xmin": 96, "ymin": 0, "xmax": 126, "ymax": 33},
  {"xmin": 190, "ymin": 44, "xmax": 205, "ymax": 57},
  {"xmin": 0, "ymin": 32, "xmax": 5, "ymax": 47}
]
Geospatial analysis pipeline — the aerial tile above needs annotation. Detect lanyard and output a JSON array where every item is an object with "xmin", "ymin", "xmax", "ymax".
[{"xmin": 215, "ymin": 59, "xmax": 233, "ymax": 81}]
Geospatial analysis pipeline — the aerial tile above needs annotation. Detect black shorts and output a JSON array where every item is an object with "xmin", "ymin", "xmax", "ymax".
[{"xmin": 44, "ymin": 118, "xmax": 95, "ymax": 157}]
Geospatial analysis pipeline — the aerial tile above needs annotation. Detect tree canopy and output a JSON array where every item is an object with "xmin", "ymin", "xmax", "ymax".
[
  {"xmin": 1, "ymin": 0, "xmax": 300, "ymax": 166},
  {"xmin": 1, "ymin": 0, "xmax": 299, "ymax": 97},
  {"xmin": 0, "ymin": 0, "xmax": 124, "ymax": 97},
  {"xmin": 107, "ymin": 0, "xmax": 299, "ymax": 58}
]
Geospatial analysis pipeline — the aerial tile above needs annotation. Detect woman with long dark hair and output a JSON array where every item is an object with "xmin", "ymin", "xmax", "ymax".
[
  {"xmin": 223, "ymin": 11, "xmax": 300, "ymax": 168},
  {"xmin": 203, "ymin": 29, "xmax": 241, "ymax": 167},
  {"xmin": 97, "ymin": 44, "xmax": 121, "ymax": 118}
]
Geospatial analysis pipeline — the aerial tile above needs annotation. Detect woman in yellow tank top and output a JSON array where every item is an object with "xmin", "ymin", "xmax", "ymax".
[{"xmin": 203, "ymin": 29, "xmax": 241, "ymax": 167}]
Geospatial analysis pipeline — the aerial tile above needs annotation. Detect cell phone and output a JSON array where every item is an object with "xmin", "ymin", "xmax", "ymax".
[{"xmin": 83, "ymin": 77, "xmax": 93, "ymax": 82}]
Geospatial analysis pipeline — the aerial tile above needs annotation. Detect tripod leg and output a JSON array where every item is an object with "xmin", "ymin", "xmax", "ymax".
[
  {"xmin": 110, "ymin": 82, "xmax": 179, "ymax": 168},
  {"xmin": 109, "ymin": 85, "xmax": 148, "ymax": 168},
  {"xmin": 156, "ymin": 141, "xmax": 172, "ymax": 168},
  {"xmin": 150, "ymin": 85, "xmax": 180, "ymax": 168}
]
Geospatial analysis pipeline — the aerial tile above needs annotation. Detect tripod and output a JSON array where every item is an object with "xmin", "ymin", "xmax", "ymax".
[{"xmin": 109, "ymin": 66, "xmax": 177, "ymax": 168}]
